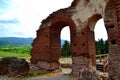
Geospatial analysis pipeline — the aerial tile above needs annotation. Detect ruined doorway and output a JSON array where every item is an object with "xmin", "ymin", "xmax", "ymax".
[
  {"xmin": 88, "ymin": 14, "xmax": 109, "ymax": 71},
  {"xmin": 94, "ymin": 18, "xmax": 108, "ymax": 72},
  {"xmin": 60, "ymin": 26, "xmax": 72, "ymax": 74},
  {"xmin": 50, "ymin": 22, "xmax": 73, "ymax": 73}
]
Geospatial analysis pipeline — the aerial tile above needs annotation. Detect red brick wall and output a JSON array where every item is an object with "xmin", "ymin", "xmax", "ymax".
[
  {"xmin": 31, "ymin": 28, "xmax": 51, "ymax": 64},
  {"xmin": 31, "ymin": 0, "xmax": 120, "ymax": 79}
]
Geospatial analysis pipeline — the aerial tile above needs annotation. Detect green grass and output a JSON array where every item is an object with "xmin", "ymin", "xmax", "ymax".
[{"xmin": 0, "ymin": 51, "xmax": 30, "ymax": 60}]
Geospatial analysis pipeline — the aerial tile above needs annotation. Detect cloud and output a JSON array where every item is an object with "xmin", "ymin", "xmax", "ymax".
[
  {"xmin": 0, "ymin": 0, "xmax": 73, "ymax": 38},
  {"xmin": 0, "ymin": 0, "xmax": 108, "ymax": 41},
  {"xmin": 0, "ymin": 23, "xmax": 31, "ymax": 37},
  {"xmin": 0, "ymin": 19, "xmax": 19, "ymax": 24}
]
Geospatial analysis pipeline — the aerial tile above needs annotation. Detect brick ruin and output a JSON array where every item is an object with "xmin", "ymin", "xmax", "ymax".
[{"xmin": 31, "ymin": 0, "xmax": 120, "ymax": 79}]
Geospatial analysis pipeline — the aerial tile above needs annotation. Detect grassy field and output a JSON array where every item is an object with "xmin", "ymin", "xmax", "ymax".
[
  {"xmin": 0, "ymin": 51, "xmax": 30, "ymax": 60},
  {"xmin": 0, "ymin": 51, "xmax": 72, "ymax": 62},
  {"xmin": 0, "ymin": 50, "xmax": 107, "ymax": 61}
]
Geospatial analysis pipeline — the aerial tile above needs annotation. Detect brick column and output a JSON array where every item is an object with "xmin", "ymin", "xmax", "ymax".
[
  {"xmin": 88, "ymin": 30, "xmax": 96, "ymax": 69},
  {"xmin": 107, "ymin": 0, "xmax": 120, "ymax": 79},
  {"xmin": 31, "ymin": 28, "xmax": 51, "ymax": 64},
  {"xmin": 71, "ymin": 25, "xmax": 93, "ymax": 76},
  {"xmin": 31, "ymin": 27, "xmax": 60, "ymax": 70}
]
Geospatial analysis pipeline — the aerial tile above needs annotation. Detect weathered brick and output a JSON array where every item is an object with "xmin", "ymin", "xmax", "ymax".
[{"xmin": 31, "ymin": 0, "xmax": 120, "ymax": 79}]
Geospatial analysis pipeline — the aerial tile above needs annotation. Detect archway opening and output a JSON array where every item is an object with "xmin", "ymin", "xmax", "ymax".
[
  {"xmin": 94, "ymin": 18, "xmax": 108, "ymax": 72},
  {"xmin": 60, "ymin": 26, "xmax": 72, "ymax": 74},
  {"xmin": 94, "ymin": 19, "xmax": 108, "ymax": 41}
]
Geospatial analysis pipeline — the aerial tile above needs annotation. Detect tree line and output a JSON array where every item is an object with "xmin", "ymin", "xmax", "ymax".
[
  {"xmin": 61, "ymin": 39, "xmax": 108, "ymax": 57},
  {"xmin": 95, "ymin": 39, "xmax": 108, "ymax": 55},
  {"xmin": 0, "ymin": 39, "xmax": 108, "ymax": 57}
]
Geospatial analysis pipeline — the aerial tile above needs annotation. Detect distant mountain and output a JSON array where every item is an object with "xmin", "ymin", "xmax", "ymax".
[
  {"xmin": 0, "ymin": 37, "xmax": 70, "ymax": 47},
  {"xmin": 0, "ymin": 37, "xmax": 34, "ymax": 44}
]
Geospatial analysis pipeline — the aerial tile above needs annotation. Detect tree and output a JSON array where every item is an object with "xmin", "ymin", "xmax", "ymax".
[
  {"xmin": 61, "ymin": 40, "xmax": 71, "ymax": 57},
  {"xmin": 99, "ymin": 39, "xmax": 104, "ymax": 54},
  {"xmin": 95, "ymin": 39, "xmax": 108, "ymax": 55},
  {"xmin": 104, "ymin": 40, "xmax": 108, "ymax": 54}
]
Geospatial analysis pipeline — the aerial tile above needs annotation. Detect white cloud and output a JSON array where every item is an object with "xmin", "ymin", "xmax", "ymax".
[
  {"xmin": 0, "ymin": 0, "xmax": 108, "ymax": 41},
  {"xmin": 0, "ymin": 0, "xmax": 73, "ymax": 38}
]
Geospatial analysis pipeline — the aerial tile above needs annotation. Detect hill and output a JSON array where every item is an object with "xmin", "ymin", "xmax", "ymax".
[
  {"xmin": 0, "ymin": 37, "xmax": 69, "ymax": 47},
  {"xmin": 0, "ymin": 37, "xmax": 34, "ymax": 44},
  {"xmin": 0, "ymin": 37, "xmax": 34, "ymax": 48}
]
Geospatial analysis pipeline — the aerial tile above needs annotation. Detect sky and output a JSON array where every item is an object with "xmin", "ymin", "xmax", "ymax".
[{"xmin": 0, "ymin": 0, "xmax": 107, "ymax": 41}]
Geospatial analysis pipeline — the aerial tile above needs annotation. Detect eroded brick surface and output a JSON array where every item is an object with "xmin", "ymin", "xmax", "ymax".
[
  {"xmin": 31, "ymin": 0, "xmax": 120, "ymax": 79},
  {"xmin": 36, "ymin": 61, "xmax": 60, "ymax": 71}
]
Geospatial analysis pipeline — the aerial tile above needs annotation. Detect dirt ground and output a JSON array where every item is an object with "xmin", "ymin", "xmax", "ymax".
[
  {"xmin": 0, "ymin": 75, "xmax": 77, "ymax": 80},
  {"xmin": 0, "ymin": 68, "xmax": 78, "ymax": 80},
  {"xmin": 27, "ymin": 75, "xmax": 77, "ymax": 80}
]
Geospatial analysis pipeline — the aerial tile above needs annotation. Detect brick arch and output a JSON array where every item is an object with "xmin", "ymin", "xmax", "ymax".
[
  {"xmin": 48, "ymin": 20, "xmax": 76, "ymax": 62},
  {"xmin": 88, "ymin": 14, "xmax": 102, "ymax": 31},
  {"xmin": 87, "ymin": 14, "xmax": 103, "ymax": 68},
  {"xmin": 31, "ymin": 0, "xmax": 120, "ymax": 79},
  {"xmin": 30, "ymin": 11, "xmax": 76, "ymax": 70}
]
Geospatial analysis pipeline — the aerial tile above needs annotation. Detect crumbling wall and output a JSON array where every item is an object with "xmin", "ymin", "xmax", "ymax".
[{"xmin": 31, "ymin": 0, "xmax": 120, "ymax": 79}]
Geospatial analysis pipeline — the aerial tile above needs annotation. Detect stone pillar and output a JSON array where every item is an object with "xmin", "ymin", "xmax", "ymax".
[
  {"xmin": 107, "ymin": 0, "xmax": 120, "ymax": 79},
  {"xmin": 49, "ymin": 24, "xmax": 61, "ymax": 62},
  {"xmin": 105, "ymin": 21, "xmax": 120, "ymax": 79},
  {"xmin": 71, "ymin": 24, "xmax": 93, "ymax": 76},
  {"xmin": 31, "ymin": 27, "xmax": 60, "ymax": 70},
  {"xmin": 105, "ymin": 19, "xmax": 120, "ymax": 80},
  {"xmin": 88, "ymin": 30, "xmax": 96, "ymax": 69},
  {"xmin": 36, "ymin": 61, "xmax": 60, "ymax": 71},
  {"xmin": 72, "ymin": 56, "xmax": 91, "ymax": 76}
]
